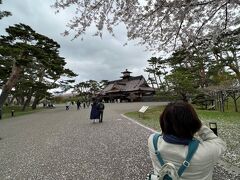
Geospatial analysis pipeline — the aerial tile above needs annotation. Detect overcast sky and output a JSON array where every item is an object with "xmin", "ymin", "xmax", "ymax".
[{"xmin": 1, "ymin": 0, "xmax": 155, "ymax": 83}]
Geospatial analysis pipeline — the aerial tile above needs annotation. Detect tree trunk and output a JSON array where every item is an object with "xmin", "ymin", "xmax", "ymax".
[
  {"xmin": 20, "ymin": 96, "xmax": 25, "ymax": 106},
  {"xmin": 180, "ymin": 92, "xmax": 188, "ymax": 102},
  {"xmin": 219, "ymin": 91, "xmax": 225, "ymax": 112},
  {"xmin": 0, "ymin": 64, "xmax": 22, "ymax": 119},
  {"xmin": 150, "ymin": 80, "xmax": 154, "ymax": 89},
  {"xmin": 230, "ymin": 93, "xmax": 239, "ymax": 112},
  {"xmin": 235, "ymin": 71, "xmax": 240, "ymax": 84},
  {"xmin": 31, "ymin": 96, "xmax": 40, "ymax": 110},
  {"xmin": 9, "ymin": 95, "xmax": 15, "ymax": 105},
  {"xmin": 157, "ymin": 74, "xmax": 165, "ymax": 91},
  {"xmin": 162, "ymin": 69, "xmax": 170, "ymax": 91},
  {"xmin": 147, "ymin": 73, "xmax": 155, "ymax": 89},
  {"xmin": 22, "ymin": 91, "xmax": 32, "ymax": 111},
  {"xmin": 233, "ymin": 98, "xmax": 238, "ymax": 112},
  {"xmin": 153, "ymin": 72, "xmax": 160, "ymax": 89}
]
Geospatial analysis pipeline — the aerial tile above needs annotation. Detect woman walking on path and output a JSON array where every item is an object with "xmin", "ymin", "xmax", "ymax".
[
  {"xmin": 148, "ymin": 101, "xmax": 226, "ymax": 180},
  {"xmin": 76, "ymin": 100, "xmax": 81, "ymax": 110},
  {"xmin": 65, "ymin": 101, "xmax": 71, "ymax": 110},
  {"xmin": 90, "ymin": 99, "xmax": 100, "ymax": 123},
  {"xmin": 97, "ymin": 99, "xmax": 105, "ymax": 123}
]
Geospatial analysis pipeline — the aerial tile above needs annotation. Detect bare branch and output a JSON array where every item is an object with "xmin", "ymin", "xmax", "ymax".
[
  {"xmin": 224, "ymin": 1, "xmax": 229, "ymax": 30},
  {"xmin": 196, "ymin": 2, "xmax": 228, "ymax": 36}
]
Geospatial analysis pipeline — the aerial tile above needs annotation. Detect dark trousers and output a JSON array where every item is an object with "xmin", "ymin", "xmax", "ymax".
[{"xmin": 99, "ymin": 111, "xmax": 104, "ymax": 122}]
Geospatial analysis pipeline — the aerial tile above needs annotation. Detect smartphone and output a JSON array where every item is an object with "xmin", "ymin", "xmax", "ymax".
[{"xmin": 209, "ymin": 122, "xmax": 218, "ymax": 136}]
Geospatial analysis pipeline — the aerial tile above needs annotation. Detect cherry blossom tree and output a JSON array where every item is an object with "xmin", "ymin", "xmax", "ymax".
[{"xmin": 52, "ymin": 0, "xmax": 240, "ymax": 51}]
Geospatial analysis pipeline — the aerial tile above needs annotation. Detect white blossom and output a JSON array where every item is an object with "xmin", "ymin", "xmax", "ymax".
[{"xmin": 52, "ymin": 0, "xmax": 240, "ymax": 52}]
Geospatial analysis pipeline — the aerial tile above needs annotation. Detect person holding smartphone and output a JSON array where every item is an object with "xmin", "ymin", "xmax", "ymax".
[{"xmin": 148, "ymin": 101, "xmax": 226, "ymax": 180}]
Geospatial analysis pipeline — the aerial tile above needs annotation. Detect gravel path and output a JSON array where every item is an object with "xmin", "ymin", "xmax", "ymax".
[{"xmin": 0, "ymin": 102, "xmax": 239, "ymax": 180}]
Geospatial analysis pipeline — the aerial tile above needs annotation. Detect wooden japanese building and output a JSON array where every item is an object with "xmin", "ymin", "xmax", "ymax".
[{"xmin": 98, "ymin": 69, "xmax": 155, "ymax": 102}]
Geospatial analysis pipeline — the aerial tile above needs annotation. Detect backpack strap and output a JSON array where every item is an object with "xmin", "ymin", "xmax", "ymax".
[
  {"xmin": 152, "ymin": 133, "xmax": 199, "ymax": 178},
  {"xmin": 177, "ymin": 139, "xmax": 200, "ymax": 177},
  {"xmin": 152, "ymin": 133, "xmax": 165, "ymax": 166}
]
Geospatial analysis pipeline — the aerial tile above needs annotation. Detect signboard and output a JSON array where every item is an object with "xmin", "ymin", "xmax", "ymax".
[{"xmin": 138, "ymin": 106, "xmax": 149, "ymax": 113}]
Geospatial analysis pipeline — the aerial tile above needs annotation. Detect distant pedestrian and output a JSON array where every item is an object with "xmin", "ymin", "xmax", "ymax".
[
  {"xmin": 66, "ymin": 101, "xmax": 71, "ymax": 110},
  {"xmin": 90, "ymin": 99, "xmax": 100, "ymax": 123},
  {"xmin": 87, "ymin": 100, "xmax": 91, "ymax": 108},
  {"xmin": 83, "ymin": 102, "xmax": 86, "ymax": 108},
  {"xmin": 76, "ymin": 100, "xmax": 81, "ymax": 110},
  {"xmin": 97, "ymin": 100, "xmax": 105, "ymax": 123}
]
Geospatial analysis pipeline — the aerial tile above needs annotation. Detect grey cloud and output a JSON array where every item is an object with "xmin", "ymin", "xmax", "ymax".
[{"xmin": 1, "ymin": 0, "xmax": 152, "ymax": 84}]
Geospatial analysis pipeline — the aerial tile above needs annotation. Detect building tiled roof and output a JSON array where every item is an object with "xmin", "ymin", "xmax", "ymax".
[{"xmin": 100, "ymin": 75, "xmax": 154, "ymax": 95}]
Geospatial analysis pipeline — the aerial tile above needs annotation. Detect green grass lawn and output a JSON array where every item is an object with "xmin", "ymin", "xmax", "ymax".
[
  {"xmin": 125, "ymin": 104, "xmax": 240, "ymax": 168},
  {"xmin": 0, "ymin": 106, "xmax": 44, "ymax": 119}
]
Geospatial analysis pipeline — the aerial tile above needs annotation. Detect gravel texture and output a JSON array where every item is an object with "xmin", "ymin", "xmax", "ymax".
[{"xmin": 0, "ymin": 102, "xmax": 238, "ymax": 179}]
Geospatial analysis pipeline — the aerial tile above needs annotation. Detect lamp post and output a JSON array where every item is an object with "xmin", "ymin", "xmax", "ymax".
[
  {"xmin": 11, "ymin": 110, "xmax": 15, "ymax": 117},
  {"xmin": 209, "ymin": 122, "xmax": 218, "ymax": 136}
]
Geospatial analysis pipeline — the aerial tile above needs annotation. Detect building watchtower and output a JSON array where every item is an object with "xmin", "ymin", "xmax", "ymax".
[{"xmin": 120, "ymin": 69, "xmax": 132, "ymax": 80}]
